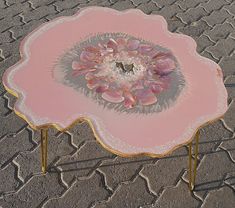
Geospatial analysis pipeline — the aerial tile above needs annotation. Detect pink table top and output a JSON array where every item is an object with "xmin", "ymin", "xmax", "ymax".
[{"xmin": 2, "ymin": 7, "xmax": 228, "ymax": 157}]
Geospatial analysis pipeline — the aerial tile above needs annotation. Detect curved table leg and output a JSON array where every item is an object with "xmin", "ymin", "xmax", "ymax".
[
  {"xmin": 40, "ymin": 128, "xmax": 48, "ymax": 174},
  {"xmin": 189, "ymin": 130, "xmax": 200, "ymax": 191}
]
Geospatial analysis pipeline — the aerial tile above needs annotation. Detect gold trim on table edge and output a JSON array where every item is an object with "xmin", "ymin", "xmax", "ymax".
[{"xmin": 3, "ymin": 82, "xmax": 225, "ymax": 159}]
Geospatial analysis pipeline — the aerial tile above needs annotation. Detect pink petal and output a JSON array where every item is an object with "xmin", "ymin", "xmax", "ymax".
[
  {"xmin": 138, "ymin": 44, "xmax": 153, "ymax": 54},
  {"xmin": 100, "ymin": 48, "xmax": 113, "ymax": 56},
  {"xmin": 87, "ymin": 78, "xmax": 100, "ymax": 89},
  {"xmin": 120, "ymin": 82, "xmax": 132, "ymax": 91},
  {"xmin": 127, "ymin": 39, "xmax": 140, "ymax": 50},
  {"xmin": 123, "ymin": 91, "xmax": 136, "ymax": 109},
  {"xmin": 72, "ymin": 68, "xmax": 96, "ymax": 76},
  {"xmin": 144, "ymin": 80, "xmax": 155, "ymax": 86},
  {"xmin": 72, "ymin": 61, "xmax": 86, "ymax": 70},
  {"xmin": 152, "ymin": 73, "xmax": 161, "ymax": 80},
  {"xmin": 72, "ymin": 60, "xmax": 98, "ymax": 71},
  {"xmin": 116, "ymin": 38, "xmax": 127, "ymax": 51},
  {"xmin": 158, "ymin": 77, "xmax": 171, "ymax": 89},
  {"xmin": 95, "ymin": 83, "xmax": 109, "ymax": 93},
  {"xmin": 127, "ymin": 50, "xmax": 138, "ymax": 57},
  {"xmin": 85, "ymin": 72, "xmax": 96, "ymax": 80},
  {"xmin": 156, "ymin": 58, "xmax": 176, "ymax": 75},
  {"xmin": 135, "ymin": 89, "xmax": 157, "ymax": 105},
  {"xmin": 152, "ymin": 52, "xmax": 172, "ymax": 60},
  {"xmin": 146, "ymin": 68, "xmax": 161, "ymax": 80},
  {"xmin": 102, "ymin": 90, "xmax": 124, "ymax": 103},
  {"xmin": 94, "ymin": 68, "xmax": 108, "ymax": 77},
  {"xmin": 145, "ymin": 78, "xmax": 169, "ymax": 90},
  {"xmin": 107, "ymin": 38, "xmax": 118, "ymax": 51},
  {"xmin": 80, "ymin": 50, "xmax": 97, "ymax": 62},
  {"xmin": 149, "ymin": 83, "xmax": 163, "ymax": 94},
  {"xmin": 85, "ymin": 46, "xmax": 100, "ymax": 54},
  {"xmin": 131, "ymin": 80, "xmax": 144, "ymax": 91}
]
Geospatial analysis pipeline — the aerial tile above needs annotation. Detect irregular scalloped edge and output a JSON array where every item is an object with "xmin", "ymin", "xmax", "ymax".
[{"xmin": 2, "ymin": 6, "xmax": 228, "ymax": 158}]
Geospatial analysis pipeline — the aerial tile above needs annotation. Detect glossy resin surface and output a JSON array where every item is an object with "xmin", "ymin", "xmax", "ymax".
[{"xmin": 3, "ymin": 7, "xmax": 228, "ymax": 156}]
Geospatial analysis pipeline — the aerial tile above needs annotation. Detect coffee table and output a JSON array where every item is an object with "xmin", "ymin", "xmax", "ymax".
[{"xmin": 2, "ymin": 7, "xmax": 228, "ymax": 191}]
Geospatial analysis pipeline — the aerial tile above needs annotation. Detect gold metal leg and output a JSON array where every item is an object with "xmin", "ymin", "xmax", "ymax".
[
  {"xmin": 189, "ymin": 130, "xmax": 200, "ymax": 191},
  {"xmin": 40, "ymin": 128, "xmax": 48, "ymax": 174}
]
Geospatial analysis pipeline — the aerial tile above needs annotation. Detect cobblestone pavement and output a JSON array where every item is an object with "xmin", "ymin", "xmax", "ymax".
[{"xmin": 0, "ymin": 0, "xmax": 235, "ymax": 207}]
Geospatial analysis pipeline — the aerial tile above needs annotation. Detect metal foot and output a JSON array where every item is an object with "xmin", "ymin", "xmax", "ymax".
[
  {"xmin": 189, "ymin": 130, "xmax": 200, "ymax": 191},
  {"xmin": 40, "ymin": 128, "xmax": 48, "ymax": 174}
]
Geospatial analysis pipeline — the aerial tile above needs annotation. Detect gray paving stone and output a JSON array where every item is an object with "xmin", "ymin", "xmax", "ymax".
[
  {"xmin": 110, "ymin": 0, "xmax": 134, "ymax": 11},
  {"xmin": 109, "ymin": 0, "xmax": 119, "ymax": 5},
  {"xmin": 0, "ymin": 30, "xmax": 15, "ymax": 45},
  {"xmin": 0, "ymin": 2, "xmax": 30, "ymax": 20},
  {"xmin": 206, "ymin": 38, "xmax": 235, "ymax": 60},
  {"xmin": 152, "ymin": 4, "xmax": 183, "ymax": 19},
  {"xmin": 0, "ymin": 0, "xmax": 7, "ymax": 9},
  {"xmin": 194, "ymin": 34, "xmax": 215, "ymax": 53},
  {"xmin": 0, "ymin": 112, "xmax": 26, "ymax": 140},
  {"xmin": 54, "ymin": 0, "xmax": 82, "ymax": 11},
  {"xmin": 201, "ymin": 50, "xmax": 219, "ymax": 63},
  {"xmin": 153, "ymin": 180, "xmax": 200, "ymax": 208},
  {"xmin": 224, "ymin": 172, "xmax": 235, "ymax": 190},
  {"xmin": 2, "ymin": 92, "xmax": 17, "ymax": 111},
  {"xmin": 0, "ymin": 173, "xmax": 65, "ymax": 208},
  {"xmin": 14, "ymin": 128, "xmax": 76, "ymax": 181},
  {"xmin": 0, "ymin": 128, "xmax": 35, "ymax": 168},
  {"xmin": 166, "ymin": 17, "xmax": 186, "ymax": 32},
  {"xmin": 136, "ymin": 1, "xmax": 160, "ymax": 14},
  {"xmin": 185, "ymin": 150, "xmax": 235, "ymax": 198},
  {"xmin": 6, "ymin": 0, "xmax": 27, "ymax": 5},
  {"xmin": 0, "ymin": 15, "xmax": 23, "ymax": 33},
  {"xmin": 219, "ymin": 136, "xmax": 235, "ymax": 162},
  {"xmin": 140, "ymin": 147, "xmax": 188, "ymax": 194},
  {"xmin": 68, "ymin": 121, "xmax": 97, "ymax": 147},
  {"xmin": 195, "ymin": 120, "xmax": 232, "ymax": 156},
  {"xmin": 98, "ymin": 155, "xmax": 155, "ymax": 190},
  {"xmin": 202, "ymin": 8, "xmax": 231, "ymax": 27},
  {"xmin": 86, "ymin": 0, "xmax": 112, "ymax": 7},
  {"xmin": 150, "ymin": 6, "xmax": 186, "ymax": 32},
  {"xmin": 0, "ymin": 41, "xmax": 20, "ymax": 63},
  {"xmin": 219, "ymin": 54, "xmax": 235, "ymax": 77},
  {"xmin": 0, "ymin": 96, "xmax": 11, "ymax": 117},
  {"xmin": 29, "ymin": 0, "xmax": 61, "ymax": 8},
  {"xmin": 0, "ymin": 41, "xmax": 21, "ymax": 61},
  {"xmin": 56, "ymin": 140, "xmax": 115, "ymax": 185},
  {"xmin": 131, "ymin": 0, "xmax": 150, "ymax": 6},
  {"xmin": 176, "ymin": 0, "xmax": 209, "ymax": 11},
  {"xmin": 22, "ymin": 4, "xmax": 57, "ymax": 22},
  {"xmin": 9, "ymin": 18, "xmax": 51, "ymax": 41},
  {"xmin": 225, "ymin": 76, "xmax": 235, "ymax": 99},
  {"xmin": 201, "ymin": 0, "xmax": 229, "ymax": 13},
  {"xmin": 152, "ymin": 0, "xmax": 178, "ymax": 8},
  {"xmin": 94, "ymin": 175, "xmax": 156, "ymax": 208},
  {"xmin": 226, "ymin": 18, "xmax": 235, "ymax": 32},
  {"xmin": 44, "ymin": 171, "xmax": 110, "ymax": 208},
  {"xmin": 201, "ymin": 186, "xmax": 235, "ymax": 208},
  {"xmin": 224, "ymin": 1, "xmax": 235, "ymax": 16},
  {"xmin": 177, "ymin": 19, "xmax": 211, "ymax": 38},
  {"xmin": 0, "ymin": 54, "xmax": 21, "ymax": 84},
  {"xmin": 177, "ymin": 6, "xmax": 208, "ymax": 24},
  {"xmin": 0, "ymin": 56, "xmax": 4, "ymax": 62},
  {"xmin": 0, "ymin": 163, "xmax": 20, "ymax": 196},
  {"xmin": 204, "ymin": 22, "xmax": 234, "ymax": 42},
  {"xmin": 222, "ymin": 100, "xmax": 235, "ymax": 131},
  {"xmin": 0, "ymin": 84, "xmax": 6, "ymax": 96},
  {"xmin": 46, "ymin": 6, "xmax": 79, "ymax": 20}
]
